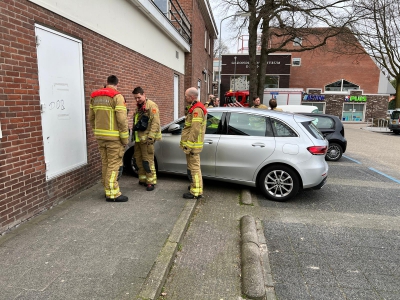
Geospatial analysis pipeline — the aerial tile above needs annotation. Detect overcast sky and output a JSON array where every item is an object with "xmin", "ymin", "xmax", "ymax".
[{"xmin": 211, "ymin": 2, "xmax": 248, "ymax": 53}]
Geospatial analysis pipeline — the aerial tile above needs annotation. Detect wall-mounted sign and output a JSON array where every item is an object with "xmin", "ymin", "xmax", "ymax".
[
  {"xmin": 344, "ymin": 95, "xmax": 367, "ymax": 102},
  {"xmin": 303, "ymin": 94, "xmax": 325, "ymax": 101}
]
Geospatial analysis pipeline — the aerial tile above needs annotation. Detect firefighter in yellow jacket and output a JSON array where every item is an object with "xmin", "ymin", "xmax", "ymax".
[
  {"xmin": 180, "ymin": 87, "xmax": 207, "ymax": 199},
  {"xmin": 132, "ymin": 87, "xmax": 161, "ymax": 191},
  {"xmin": 89, "ymin": 75, "xmax": 129, "ymax": 202}
]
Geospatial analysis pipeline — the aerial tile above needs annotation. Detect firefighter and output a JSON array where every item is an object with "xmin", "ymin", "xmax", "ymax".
[
  {"xmin": 269, "ymin": 98, "xmax": 283, "ymax": 111},
  {"xmin": 132, "ymin": 87, "xmax": 161, "ymax": 191},
  {"xmin": 89, "ymin": 75, "xmax": 129, "ymax": 202},
  {"xmin": 180, "ymin": 87, "xmax": 207, "ymax": 199},
  {"xmin": 251, "ymin": 96, "xmax": 268, "ymax": 109}
]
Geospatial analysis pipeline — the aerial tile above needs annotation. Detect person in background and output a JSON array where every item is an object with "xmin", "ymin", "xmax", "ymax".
[
  {"xmin": 208, "ymin": 97, "xmax": 220, "ymax": 108},
  {"xmin": 269, "ymin": 98, "xmax": 283, "ymax": 111},
  {"xmin": 132, "ymin": 87, "xmax": 162, "ymax": 191},
  {"xmin": 180, "ymin": 87, "xmax": 207, "ymax": 199},
  {"xmin": 251, "ymin": 96, "xmax": 268, "ymax": 109},
  {"xmin": 204, "ymin": 94, "xmax": 214, "ymax": 108},
  {"xmin": 89, "ymin": 75, "xmax": 129, "ymax": 202}
]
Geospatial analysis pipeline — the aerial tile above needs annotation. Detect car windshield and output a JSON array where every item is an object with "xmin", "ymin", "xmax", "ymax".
[{"xmin": 301, "ymin": 121, "xmax": 324, "ymax": 140}]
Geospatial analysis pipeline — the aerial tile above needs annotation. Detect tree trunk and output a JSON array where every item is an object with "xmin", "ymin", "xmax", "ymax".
[
  {"xmin": 247, "ymin": 0, "xmax": 259, "ymax": 106},
  {"xmin": 257, "ymin": 18, "xmax": 270, "ymax": 103}
]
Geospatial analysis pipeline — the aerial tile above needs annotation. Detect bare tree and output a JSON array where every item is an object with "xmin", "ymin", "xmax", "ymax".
[
  {"xmin": 217, "ymin": 0, "xmax": 359, "ymax": 104},
  {"xmin": 214, "ymin": 39, "xmax": 230, "ymax": 57},
  {"xmin": 350, "ymin": 0, "xmax": 400, "ymax": 108}
]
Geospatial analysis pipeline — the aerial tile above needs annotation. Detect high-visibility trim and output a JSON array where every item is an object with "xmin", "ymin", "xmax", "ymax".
[
  {"xmin": 192, "ymin": 117, "xmax": 203, "ymax": 122},
  {"xmin": 115, "ymin": 105, "xmax": 127, "ymax": 111},
  {"xmin": 93, "ymin": 129, "xmax": 120, "ymax": 137},
  {"xmin": 119, "ymin": 131, "xmax": 129, "ymax": 139},
  {"xmin": 92, "ymin": 106, "xmax": 113, "ymax": 110},
  {"xmin": 107, "ymin": 171, "xmax": 120, "ymax": 199}
]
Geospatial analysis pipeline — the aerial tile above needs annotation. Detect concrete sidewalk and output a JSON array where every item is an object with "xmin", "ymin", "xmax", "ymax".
[{"xmin": 0, "ymin": 174, "xmax": 196, "ymax": 300}]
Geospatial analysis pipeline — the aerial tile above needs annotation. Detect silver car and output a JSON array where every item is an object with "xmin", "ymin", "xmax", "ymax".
[{"xmin": 124, "ymin": 107, "xmax": 329, "ymax": 201}]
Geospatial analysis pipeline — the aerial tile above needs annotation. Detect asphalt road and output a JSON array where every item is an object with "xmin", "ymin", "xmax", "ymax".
[{"xmin": 256, "ymin": 124, "xmax": 400, "ymax": 300}]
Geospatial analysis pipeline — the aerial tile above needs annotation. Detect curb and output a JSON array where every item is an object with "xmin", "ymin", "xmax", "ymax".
[
  {"xmin": 241, "ymin": 189, "xmax": 252, "ymax": 205},
  {"xmin": 240, "ymin": 215, "xmax": 276, "ymax": 300},
  {"xmin": 137, "ymin": 200, "xmax": 198, "ymax": 300}
]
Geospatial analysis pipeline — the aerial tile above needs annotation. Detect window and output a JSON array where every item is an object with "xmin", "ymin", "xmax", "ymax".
[
  {"xmin": 227, "ymin": 113, "xmax": 273, "ymax": 137},
  {"xmin": 208, "ymin": 37, "xmax": 211, "ymax": 55},
  {"xmin": 311, "ymin": 116, "xmax": 335, "ymax": 129},
  {"xmin": 205, "ymin": 30, "xmax": 207, "ymax": 49},
  {"xmin": 270, "ymin": 118, "xmax": 297, "ymax": 137},
  {"xmin": 264, "ymin": 76, "xmax": 279, "ymax": 88},
  {"xmin": 230, "ymin": 75, "xmax": 249, "ymax": 90},
  {"xmin": 302, "ymin": 102, "xmax": 325, "ymax": 113},
  {"xmin": 301, "ymin": 121, "xmax": 324, "ymax": 140},
  {"xmin": 206, "ymin": 112, "xmax": 223, "ymax": 134},
  {"xmin": 292, "ymin": 58, "xmax": 301, "ymax": 66},
  {"xmin": 207, "ymin": 74, "xmax": 210, "ymax": 93},
  {"xmin": 293, "ymin": 37, "xmax": 302, "ymax": 46},
  {"xmin": 325, "ymin": 79, "xmax": 360, "ymax": 92},
  {"xmin": 198, "ymin": 79, "xmax": 201, "ymax": 100}
]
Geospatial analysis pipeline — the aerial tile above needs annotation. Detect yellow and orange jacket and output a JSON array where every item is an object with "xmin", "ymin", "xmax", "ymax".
[
  {"xmin": 89, "ymin": 86, "xmax": 129, "ymax": 144},
  {"xmin": 180, "ymin": 101, "xmax": 207, "ymax": 154},
  {"xmin": 133, "ymin": 99, "xmax": 162, "ymax": 143}
]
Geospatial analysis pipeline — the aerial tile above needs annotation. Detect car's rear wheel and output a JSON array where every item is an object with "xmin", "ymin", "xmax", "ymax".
[
  {"xmin": 123, "ymin": 146, "xmax": 138, "ymax": 177},
  {"xmin": 325, "ymin": 143, "xmax": 343, "ymax": 161},
  {"xmin": 258, "ymin": 165, "xmax": 300, "ymax": 202}
]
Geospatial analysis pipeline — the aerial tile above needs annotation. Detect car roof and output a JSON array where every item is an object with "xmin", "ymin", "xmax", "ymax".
[{"xmin": 299, "ymin": 112, "xmax": 341, "ymax": 120}]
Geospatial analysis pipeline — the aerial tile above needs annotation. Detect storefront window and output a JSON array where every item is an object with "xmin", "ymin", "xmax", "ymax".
[
  {"xmin": 302, "ymin": 102, "xmax": 325, "ymax": 113},
  {"xmin": 342, "ymin": 103, "xmax": 365, "ymax": 122}
]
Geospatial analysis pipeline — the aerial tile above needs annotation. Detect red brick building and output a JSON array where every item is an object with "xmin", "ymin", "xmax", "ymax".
[
  {"xmin": 0, "ymin": 0, "xmax": 216, "ymax": 234},
  {"xmin": 219, "ymin": 30, "xmax": 394, "ymax": 120}
]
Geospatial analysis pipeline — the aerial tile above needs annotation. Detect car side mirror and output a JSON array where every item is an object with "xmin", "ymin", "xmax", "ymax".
[{"xmin": 168, "ymin": 124, "xmax": 181, "ymax": 134}]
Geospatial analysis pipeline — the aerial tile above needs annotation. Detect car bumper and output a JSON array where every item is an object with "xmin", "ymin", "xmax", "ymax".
[
  {"xmin": 312, "ymin": 176, "xmax": 327, "ymax": 190},
  {"xmin": 297, "ymin": 159, "xmax": 328, "ymax": 189}
]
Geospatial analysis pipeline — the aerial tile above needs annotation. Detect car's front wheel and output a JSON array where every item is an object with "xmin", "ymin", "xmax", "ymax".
[
  {"xmin": 325, "ymin": 143, "xmax": 343, "ymax": 161},
  {"xmin": 123, "ymin": 146, "xmax": 138, "ymax": 177},
  {"xmin": 258, "ymin": 165, "xmax": 300, "ymax": 202}
]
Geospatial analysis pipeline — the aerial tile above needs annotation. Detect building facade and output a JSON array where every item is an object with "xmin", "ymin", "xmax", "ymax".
[
  {"xmin": 0, "ymin": 0, "xmax": 216, "ymax": 234},
  {"xmin": 219, "ymin": 30, "xmax": 394, "ymax": 121}
]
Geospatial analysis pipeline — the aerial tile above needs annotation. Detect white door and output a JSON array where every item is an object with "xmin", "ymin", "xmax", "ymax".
[
  {"xmin": 173, "ymin": 74, "xmax": 179, "ymax": 119},
  {"xmin": 35, "ymin": 25, "xmax": 87, "ymax": 180}
]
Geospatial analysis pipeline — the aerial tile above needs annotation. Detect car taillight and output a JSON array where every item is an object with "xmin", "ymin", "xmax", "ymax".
[{"xmin": 307, "ymin": 146, "xmax": 327, "ymax": 155}]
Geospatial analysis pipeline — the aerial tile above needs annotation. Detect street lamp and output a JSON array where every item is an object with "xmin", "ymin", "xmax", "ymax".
[
  {"xmin": 217, "ymin": 11, "xmax": 250, "ymax": 99},
  {"xmin": 233, "ymin": 56, "xmax": 237, "ymax": 91}
]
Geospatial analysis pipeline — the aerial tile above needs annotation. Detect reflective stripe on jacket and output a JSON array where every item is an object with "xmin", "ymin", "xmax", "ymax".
[
  {"xmin": 180, "ymin": 101, "xmax": 207, "ymax": 154},
  {"xmin": 89, "ymin": 86, "xmax": 129, "ymax": 143}
]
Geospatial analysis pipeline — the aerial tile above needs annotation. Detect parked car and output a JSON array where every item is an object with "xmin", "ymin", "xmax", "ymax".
[
  {"xmin": 388, "ymin": 110, "xmax": 400, "ymax": 134},
  {"xmin": 277, "ymin": 105, "xmax": 319, "ymax": 113},
  {"xmin": 300, "ymin": 113, "xmax": 347, "ymax": 161},
  {"xmin": 124, "ymin": 107, "xmax": 329, "ymax": 201}
]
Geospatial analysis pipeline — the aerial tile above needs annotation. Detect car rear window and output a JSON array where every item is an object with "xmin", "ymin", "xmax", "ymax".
[
  {"xmin": 312, "ymin": 116, "xmax": 335, "ymax": 129},
  {"xmin": 392, "ymin": 111, "xmax": 400, "ymax": 119},
  {"xmin": 301, "ymin": 121, "xmax": 324, "ymax": 140}
]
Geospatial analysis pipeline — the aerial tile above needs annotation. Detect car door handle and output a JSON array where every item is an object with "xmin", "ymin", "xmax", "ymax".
[
  {"xmin": 252, "ymin": 143, "xmax": 265, "ymax": 147},
  {"xmin": 204, "ymin": 139, "xmax": 213, "ymax": 144}
]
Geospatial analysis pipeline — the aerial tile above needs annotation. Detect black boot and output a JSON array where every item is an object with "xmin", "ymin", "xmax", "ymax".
[
  {"xmin": 182, "ymin": 192, "xmax": 202, "ymax": 199},
  {"xmin": 106, "ymin": 195, "xmax": 128, "ymax": 202}
]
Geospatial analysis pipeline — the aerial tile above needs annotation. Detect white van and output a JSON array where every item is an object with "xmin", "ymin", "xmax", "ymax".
[{"xmin": 277, "ymin": 105, "xmax": 319, "ymax": 113}]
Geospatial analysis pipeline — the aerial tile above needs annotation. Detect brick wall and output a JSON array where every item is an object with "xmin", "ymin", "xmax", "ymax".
[
  {"xmin": 181, "ymin": 0, "xmax": 214, "ymax": 102},
  {"xmin": 0, "ymin": 0, "xmax": 184, "ymax": 234},
  {"xmin": 289, "ymin": 35, "xmax": 380, "ymax": 94}
]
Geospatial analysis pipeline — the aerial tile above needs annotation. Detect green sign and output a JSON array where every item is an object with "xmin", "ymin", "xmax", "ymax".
[{"xmin": 344, "ymin": 96, "xmax": 367, "ymax": 102}]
